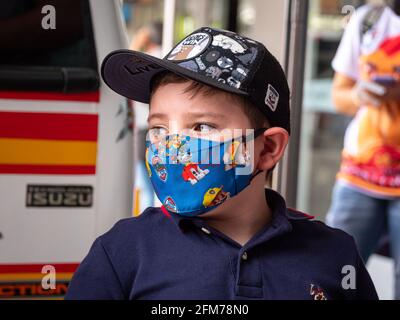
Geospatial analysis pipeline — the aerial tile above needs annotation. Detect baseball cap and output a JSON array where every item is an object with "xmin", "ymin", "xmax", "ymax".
[{"xmin": 101, "ymin": 27, "xmax": 291, "ymax": 133}]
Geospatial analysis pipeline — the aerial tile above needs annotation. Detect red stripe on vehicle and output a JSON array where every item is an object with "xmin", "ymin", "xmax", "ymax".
[
  {"xmin": 0, "ymin": 164, "xmax": 96, "ymax": 175},
  {"xmin": 0, "ymin": 112, "xmax": 98, "ymax": 141},
  {"xmin": 0, "ymin": 91, "xmax": 100, "ymax": 102},
  {"xmin": 0, "ymin": 263, "xmax": 80, "ymax": 274}
]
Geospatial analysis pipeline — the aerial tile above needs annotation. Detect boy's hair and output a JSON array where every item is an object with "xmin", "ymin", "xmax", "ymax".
[{"xmin": 150, "ymin": 72, "xmax": 269, "ymax": 129}]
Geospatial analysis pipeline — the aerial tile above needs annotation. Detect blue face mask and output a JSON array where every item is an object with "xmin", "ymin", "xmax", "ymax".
[{"xmin": 145, "ymin": 129, "xmax": 265, "ymax": 216}]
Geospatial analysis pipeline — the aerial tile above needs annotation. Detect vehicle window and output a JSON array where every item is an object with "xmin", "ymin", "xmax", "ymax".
[{"xmin": 0, "ymin": 0, "xmax": 99, "ymax": 93}]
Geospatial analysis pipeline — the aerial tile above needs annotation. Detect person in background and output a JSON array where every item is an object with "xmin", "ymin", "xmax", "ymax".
[
  {"xmin": 326, "ymin": 2, "xmax": 400, "ymax": 299},
  {"xmin": 130, "ymin": 21, "xmax": 163, "ymax": 57}
]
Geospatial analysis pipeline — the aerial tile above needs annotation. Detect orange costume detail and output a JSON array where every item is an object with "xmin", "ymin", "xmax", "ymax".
[{"xmin": 339, "ymin": 35, "xmax": 400, "ymax": 195}]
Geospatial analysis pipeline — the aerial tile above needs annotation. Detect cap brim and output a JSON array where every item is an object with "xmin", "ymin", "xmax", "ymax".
[{"xmin": 101, "ymin": 49, "xmax": 248, "ymax": 103}]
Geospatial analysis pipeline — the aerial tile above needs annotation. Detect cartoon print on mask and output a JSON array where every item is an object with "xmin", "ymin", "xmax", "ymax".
[
  {"xmin": 147, "ymin": 132, "xmax": 260, "ymax": 216},
  {"xmin": 205, "ymin": 66, "xmax": 230, "ymax": 79},
  {"xmin": 223, "ymin": 141, "xmax": 251, "ymax": 171},
  {"xmin": 217, "ymin": 56, "xmax": 234, "ymax": 69},
  {"xmin": 164, "ymin": 196, "xmax": 178, "ymax": 212},
  {"xmin": 166, "ymin": 135, "xmax": 191, "ymax": 164},
  {"xmin": 176, "ymin": 148, "xmax": 192, "ymax": 164},
  {"xmin": 212, "ymin": 34, "xmax": 247, "ymax": 54},
  {"xmin": 145, "ymin": 148, "xmax": 152, "ymax": 177},
  {"xmin": 202, "ymin": 186, "xmax": 230, "ymax": 208},
  {"xmin": 152, "ymin": 155, "xmax": 167, "ymax": 181},
  {"xmin": 182, "ymin": 163, "xmax": 210, "ymax": 185},
  {"xmin": 147, "ymin": 129, "xmax": 168, "ymax": 158}
]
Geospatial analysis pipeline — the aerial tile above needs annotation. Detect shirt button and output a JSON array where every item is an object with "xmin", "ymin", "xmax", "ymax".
[{"xmin": 241, "ymin": 252, "xmax": 248, "ymax": 261}]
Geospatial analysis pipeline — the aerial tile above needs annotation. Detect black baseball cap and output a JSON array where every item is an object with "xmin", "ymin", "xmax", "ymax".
[{"xmin": 101, "ymin": 27, "xmax": 291, "ymax": 133}]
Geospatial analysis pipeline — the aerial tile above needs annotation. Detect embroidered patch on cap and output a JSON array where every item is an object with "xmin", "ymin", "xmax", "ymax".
[
  {"xmin": 212, "ymin": 34, "xmax": 247, "ymax": 54},
  {"xmin": 166, "ymin": 32, "xmax": 211, "ymax": 61},
  {"xmin": 265, "ymin": 84, "xmax": 279, "ymax": 112}
]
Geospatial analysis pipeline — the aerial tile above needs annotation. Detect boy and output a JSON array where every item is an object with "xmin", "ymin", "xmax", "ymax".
[{"xmin": 66, "ymin": 27, "xmax": 378, "ymax": 300}]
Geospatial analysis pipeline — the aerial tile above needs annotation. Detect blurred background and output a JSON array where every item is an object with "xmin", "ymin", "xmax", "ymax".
[{"xmin": 0, "ymin": 0, "xmax": 397, "ymax": 299}]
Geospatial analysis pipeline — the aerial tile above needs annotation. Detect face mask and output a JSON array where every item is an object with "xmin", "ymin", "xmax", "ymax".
[{"xmin": 145, "ymin": 128, "xmax": 266, "ymax": 217}]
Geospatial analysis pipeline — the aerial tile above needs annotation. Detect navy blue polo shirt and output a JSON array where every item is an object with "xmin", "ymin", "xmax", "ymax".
[{"xmin": 65, "ymin": 189, "xmax": 378, "ymax": 300}]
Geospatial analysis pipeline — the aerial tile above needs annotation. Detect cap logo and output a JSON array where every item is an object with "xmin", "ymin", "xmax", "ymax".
[
  {"xmin": 167, "ymin": 32, "xmax": 211, "ymax": 61},
  {"xmin": 265, "ymin": 84, "xmax": 279, "ymax": 112}
]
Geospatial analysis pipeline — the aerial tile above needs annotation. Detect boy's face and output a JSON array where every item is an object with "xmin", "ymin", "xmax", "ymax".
[
  {"xmin": 148, "ymin": 80, "xmax": 289, "ymax": 180},
  {"xmin": 148, "ymin": 81, "xmax": 253, "ymax": 142},
  {"xmin": 147, "ymin": 80, "xmax": 289, "ymax": 216}
]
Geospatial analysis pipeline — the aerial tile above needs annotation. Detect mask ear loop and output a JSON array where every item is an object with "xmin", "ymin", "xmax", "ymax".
[
  {"xmin": 229, "ymin": 127, "xmax": 267, "ymax": 161},
  {"xmin": 254, "ymin": 127, "xmax": 268, "ymax": 138},
  {"xmin": 247, "ymin": 127, "xmax": 268, "ymax": 182},
  {"xmin": 226, "ymin": 127, "xmax": 268, "ymax": 182},
  {"xmin": 237, "ymin": 127, "xmax": 268, "ymax": 142},
  {"xmin": 250, "ymin": 168, "xmax": 263, "ymax": 182}
]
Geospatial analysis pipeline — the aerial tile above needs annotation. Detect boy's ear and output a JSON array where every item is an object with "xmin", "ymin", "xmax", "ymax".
[{"xmin": 256, "ymin": 127, "xmax": 289, "ymax": 171}]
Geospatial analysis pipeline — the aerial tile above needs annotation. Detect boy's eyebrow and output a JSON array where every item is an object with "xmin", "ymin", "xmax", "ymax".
[
  {"xmin": 183, "ymin": 112, "xmax": 227, "ymax": 121},
  {"xmin": 147, "ymin": 112, "xmax": 227, "ymax": 122},
  {"xmin": 147, "ymin": 113, "xmax": 168, "ymax": 122}
]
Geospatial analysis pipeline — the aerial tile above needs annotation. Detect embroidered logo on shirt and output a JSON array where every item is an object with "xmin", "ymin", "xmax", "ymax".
[{"xmin": 310, "ymin": 284, "xmax": 327, "ymax": 300}]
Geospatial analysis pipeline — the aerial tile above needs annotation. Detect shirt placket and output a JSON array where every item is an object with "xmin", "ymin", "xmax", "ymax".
[{"xmin": 235, "ymin": 247, "xmax": 263, "ymax": 298}]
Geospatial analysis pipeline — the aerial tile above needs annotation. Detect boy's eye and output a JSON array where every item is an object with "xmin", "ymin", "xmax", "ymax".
[
  {"xmin": 148, "ymin": 127, "xmax": 168, "ymax": 141},
  {"xmin": 192, "ymin": 123, "xmax": 216, "ymax": 134}
]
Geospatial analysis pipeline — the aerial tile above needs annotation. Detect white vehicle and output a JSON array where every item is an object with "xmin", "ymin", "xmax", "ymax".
[{"xmin": 0, "ymin": 0, "xmax": 133, "ymax": 299}]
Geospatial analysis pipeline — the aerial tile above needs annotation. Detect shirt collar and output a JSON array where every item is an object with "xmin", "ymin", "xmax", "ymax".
[{"xmin": 163, "ymin": 206, "xmax": 206, "ymax": 233}]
